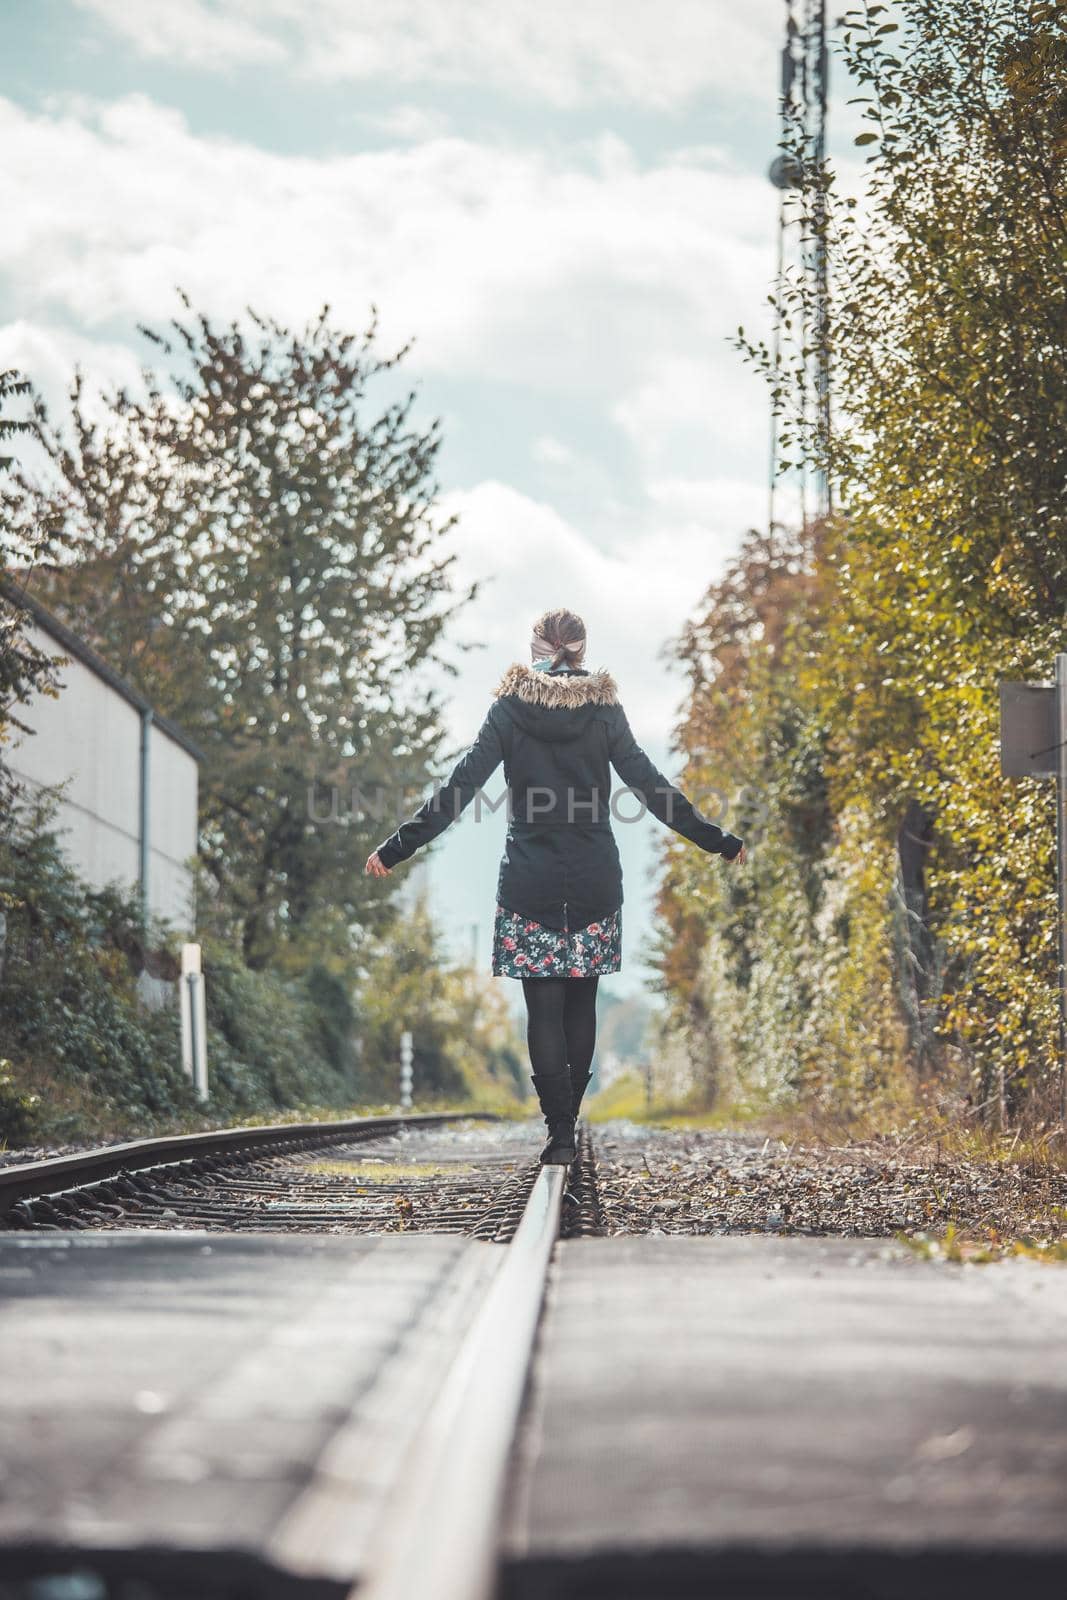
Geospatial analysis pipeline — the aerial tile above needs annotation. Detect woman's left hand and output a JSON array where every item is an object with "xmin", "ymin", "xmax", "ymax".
[{"xmin": 365, "ymin": 850, "xmax": 392, "ymax": 877}]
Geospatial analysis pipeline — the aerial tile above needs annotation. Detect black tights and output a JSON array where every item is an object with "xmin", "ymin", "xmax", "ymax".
[{"xmin": 521, "ymin": 976, "xmax": 599, "ymax": 1079}]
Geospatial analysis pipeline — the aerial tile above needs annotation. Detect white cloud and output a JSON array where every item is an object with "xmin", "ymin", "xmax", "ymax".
[
  {"xmin": 613, "ymin": 355, "xmax": 771, "ymax": 482},
  {"xmin": 0, "ymin": 89, "xmax": 785, "ymax": 727},
  {"xmin": 73, "ymin": 0, "xmax": 783, "ymax": 108},
  {"xmin": 0, "ymin": 320, "xmax": 145, "ymax": 416},
  {"xmin": 646, "ymin": 474, "xmax": 769, "ymax": 533},
  {"xmin": 355, "ymin": 104, "xmax": 453, "ymax": 143},
  {"xmin": 432, "ymin": 480, "xmax": 758, "ymax": 742},
  {"xmin": 531, "ymin": 435, "xmax": 575, "ymax": 468},
  {"xmin": 0, "ymin": 320, "xmax": 157, "ymax": 490},
  {"xmin": 0, "ymin": 95, "xmax": 777, "ymax": 408},
  {"xmin": 72, "ymin": 0, "xmax": 286, "ymax": 68},
  {"xmin": 0, "ymin": 91, "xmax": 780, "ymax": 739}
]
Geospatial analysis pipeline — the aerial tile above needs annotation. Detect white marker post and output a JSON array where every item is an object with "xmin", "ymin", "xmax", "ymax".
[
  {"xmin": 180, "ymin": 942, "xmax": 209, "ymax": 1102},
  {"xmin": 399, "ymin": 1030, "xmax": 414, "ymax": 1110},
  {"xmin": 999, "ymin": 654, "xmax": 1067, "ymax": 1123},
  {"xmin": 1057, "ymin": 654, "xmax": 1067, "ymax": 1126}
]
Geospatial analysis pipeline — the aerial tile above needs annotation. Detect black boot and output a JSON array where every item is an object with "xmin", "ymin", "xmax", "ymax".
[
  {"xmin": 530, "ymin": 1073, "xmax": 577, "ymax": 1165},
  {"xmin": 569, "ymin": 1068, "xmax": 592, "ymax": 1122}
]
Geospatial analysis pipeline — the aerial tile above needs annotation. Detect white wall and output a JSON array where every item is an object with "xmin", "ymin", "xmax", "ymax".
[{"xmin": 8, "ymin": 621, "xmax": 199, "ymax": 933}]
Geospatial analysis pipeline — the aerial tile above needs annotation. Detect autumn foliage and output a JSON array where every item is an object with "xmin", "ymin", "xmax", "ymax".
[{"xmin": 656, "ymin": 0, "xmax": 1067, "ymax": 1129}]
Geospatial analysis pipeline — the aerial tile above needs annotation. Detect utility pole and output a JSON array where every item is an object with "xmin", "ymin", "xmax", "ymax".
[{"xmin": 811, "ymin": 0, "xmax": 832, "ymax": 519}]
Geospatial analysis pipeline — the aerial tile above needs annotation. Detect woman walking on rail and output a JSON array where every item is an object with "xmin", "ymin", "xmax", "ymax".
[{"xmin": 365, "ymin": 609, "xmax": 746, "ymax": 1166}]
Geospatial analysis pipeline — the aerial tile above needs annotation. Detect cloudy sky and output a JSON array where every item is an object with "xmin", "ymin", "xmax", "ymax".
[{"xmin": 3, "ymin": 0, "xmax": 861, "ymax": 1004}]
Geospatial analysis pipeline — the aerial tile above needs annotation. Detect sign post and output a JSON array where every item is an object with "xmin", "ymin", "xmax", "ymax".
[
  {"xmin": 399, "ymin": 1030, "xmax": 413, "ymax": 1110},
  {"xmin": 1057, "ymin": 655, "xmax": 1067, "ymax": 1124},
  {"xmin": 999, "ymin": 657, "xmax": 1067, "ymax": 1122}
]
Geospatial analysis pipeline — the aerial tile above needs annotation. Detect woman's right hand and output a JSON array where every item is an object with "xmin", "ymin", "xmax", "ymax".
[
  {"xmin": 727, "ymin": 844, "xmax": 747, "ymax": 866},
  {"xmin": 365, "ymin": 850, "xmax": 392, "ymax": 877}
]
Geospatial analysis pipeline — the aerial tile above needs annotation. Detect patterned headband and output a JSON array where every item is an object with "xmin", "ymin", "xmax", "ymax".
[{"xmin": 531, "ymin": 633, "xmax": 586, "ymax": 661}]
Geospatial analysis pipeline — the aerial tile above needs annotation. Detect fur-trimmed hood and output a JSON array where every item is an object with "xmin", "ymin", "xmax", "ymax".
[
  {"xmin": 493, "ymin": 661, "xmax": 619, "ymax": 709},
  {"xmin": 492, "ymin": 661, "xmax": 620, "ymax": 746}
]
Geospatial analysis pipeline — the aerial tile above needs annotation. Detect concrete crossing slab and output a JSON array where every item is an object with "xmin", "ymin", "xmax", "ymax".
[
  {"xmin": 502, "ymin": 1236, "xmax": 1067, "ymax": 1596},
  {"xmin": 0, "ymin": 1230, "xmax": 501, "ymax": 1593}
]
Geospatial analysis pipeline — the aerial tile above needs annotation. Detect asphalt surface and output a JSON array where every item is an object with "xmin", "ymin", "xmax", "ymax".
[
  {"xmin": 0, "ymin": 1230, "xmax": 500, "ymax": 1595},
  {"xmin": 2, "ymin": 1124, "xmax": 1066, "ymax": 1598},
  {"xmin": 502, "ymin": 1234, "xmax": 1067, "ymax": 1597}
]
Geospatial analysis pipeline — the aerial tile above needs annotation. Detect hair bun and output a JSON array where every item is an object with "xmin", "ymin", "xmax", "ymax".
[{"xmin": 531, "ymin": 607, "xmax": 587, "ymax": 668}]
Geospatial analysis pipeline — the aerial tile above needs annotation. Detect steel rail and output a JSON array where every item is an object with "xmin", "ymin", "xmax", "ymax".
[
  {"xmin": 0, "ymin": 1110, "xmax": 500, "ymax": 1216},
  {"xmin": 354, "ymin": 1161, "xmax": 567, "ymax": 1600}
]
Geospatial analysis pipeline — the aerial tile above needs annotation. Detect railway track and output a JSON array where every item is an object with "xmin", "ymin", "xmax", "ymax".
[
  {"xmin": 352, "ymin": 1155, "xmax": 567, "ymax": 1600},
  {"xmin": 0, "ymin": 1111, "xmax": 606, "ymax": 1240},
  {"xmin": 4, "ymin": 1119, "xmax": 1067, "ymax": 1598},
  {"xmin": 0, "ymin": 1110, "xmax": 497, "ymax": 1230},
  {"xmin": 0, "ymin": 1112, "xmax": 601, "ymax": 1599}
]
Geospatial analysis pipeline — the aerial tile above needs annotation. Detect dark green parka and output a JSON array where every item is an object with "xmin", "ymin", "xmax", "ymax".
[{"xmin": 375, "ymin": 661, "xmax": 743, "ymax": 931}]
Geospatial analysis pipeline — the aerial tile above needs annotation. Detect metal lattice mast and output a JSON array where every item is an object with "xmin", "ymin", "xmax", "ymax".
[
  {"xmin": 768, "ymin": 0, "xmax": 831, "ymax": 532},
  {"xmin": 812, "ymin": 0, "xmax": 832, "ymax": 519}
]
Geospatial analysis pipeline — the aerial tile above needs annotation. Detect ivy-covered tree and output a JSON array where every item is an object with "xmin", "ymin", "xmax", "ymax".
[
  {"xmin": 653, "ymin": 524, "xmax": 897, "ymax": 1114},
  {"xmin": 20, "ymin": 299, "xmax": 474, "ymax": 968},
  {"xmin": 664, "ymin": 0, "xmax": 1067, "ymax": 1123}
]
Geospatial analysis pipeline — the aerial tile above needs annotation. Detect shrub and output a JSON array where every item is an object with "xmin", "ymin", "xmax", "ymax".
[
  {"xmin": 0, "ymin": 1060, "xmax": 39, "ymax": 1144},
  {"xmin": 0, "ymin": 796, "xmax": 362, "ymax": 1142}
]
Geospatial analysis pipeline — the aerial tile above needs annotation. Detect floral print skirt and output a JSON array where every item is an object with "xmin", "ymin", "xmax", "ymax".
[{"xmin": 491, "ymin": 902, "xmax": 622, "ymax": 979}]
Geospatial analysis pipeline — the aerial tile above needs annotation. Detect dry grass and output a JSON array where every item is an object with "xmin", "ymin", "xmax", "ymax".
[
  {"xmin": 589, "ymin": 1070, "xmax": 1067, "ymax": 1176},
  {"xmin": 899, "ymin": 1221, "xmax": 1067, "ymax": 1265},
  {"xmin": 592, "ymin": 1123, "xmax": 1067, "ymax": 1244},
  {"xmin": 304, "ymin": 1159, "xmax": 476, "ymax": 1182}
]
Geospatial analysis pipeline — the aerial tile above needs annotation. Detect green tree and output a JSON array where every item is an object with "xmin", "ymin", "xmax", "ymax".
[
  {"xmin": 19, "ymin": 299, "xmax": 473, "ymax": 968},
  {"xmin": 357, "ymin": 891, "xmax": 525, "ymax": 1106},
  {"xmin": 0, "ymin": 789, "xmax": 375, "ymax": 1141}
]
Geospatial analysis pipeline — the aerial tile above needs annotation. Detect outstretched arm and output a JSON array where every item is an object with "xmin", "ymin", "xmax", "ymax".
[
  {"xmin": 366, "ymin": 706, "xmax": 506, "ymax": 875},
  {"xmin": 608, "ymin": 706, "xmax": 744, "ymax": 860}
]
